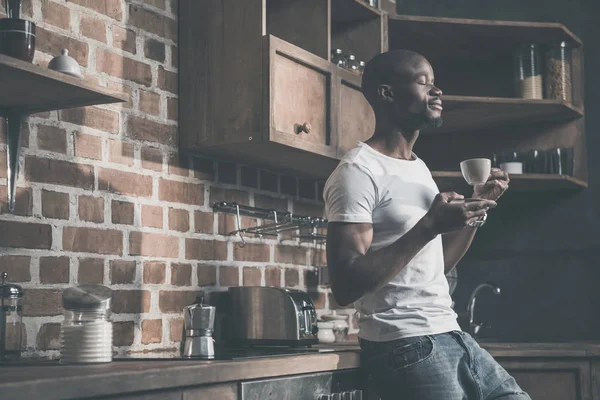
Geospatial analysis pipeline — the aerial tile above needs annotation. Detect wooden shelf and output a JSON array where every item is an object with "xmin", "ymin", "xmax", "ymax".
[
  {"xmin": 422, "ymin": 96, "xmax": 583, "ymax": 135},
  {"xmin": 0, "ymin": 54, "xmax": 127, "ymax": 116},
  {"xmin": 432, "ymin": 171, "xmax": 587, "ymax": 192},
  {"xmin": 331, "ymin": 0, "xmax": 382, "ymax": 24}
]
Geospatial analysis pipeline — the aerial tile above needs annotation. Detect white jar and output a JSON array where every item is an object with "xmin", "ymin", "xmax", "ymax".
[
  {"xmin": 317, "ymin": 322, "xmax": 335, "ymax": 344},
  {"xmin": 322, "ymin": 314, "xmax": 349, "ymax": 343}
]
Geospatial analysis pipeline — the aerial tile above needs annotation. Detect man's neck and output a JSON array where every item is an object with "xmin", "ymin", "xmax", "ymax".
[{"xmin": 366, "ymin": 120, "xmax": 419, "ymax": 160}]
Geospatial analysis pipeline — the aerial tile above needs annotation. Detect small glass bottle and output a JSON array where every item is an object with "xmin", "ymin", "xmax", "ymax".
[
  {"xmin": 60, "ymin": 285, "xmax": 113, "ymax": 364},
  {"xmin": 347, "ymin": 54, "xmax": 359, "ymax": 74},
  {"xmin": 0, "ymin": 272, "xmax": 23, "ymax": 362},
  {"xmin": 331, "ymin": 48, "xmax": 346, "ymax": 69},
  {"xmin": 545, "ymin": 41, "xmax": 573, "ymax": 103},
  {"xmin": 514, "ymin": 43, "xmax": 543, "ymax": 99},
  {"xmin": 358, "ymin": 61, "xmax": 366, "ymax": 75}
]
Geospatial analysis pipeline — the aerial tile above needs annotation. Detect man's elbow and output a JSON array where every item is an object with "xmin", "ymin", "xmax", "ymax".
[{"xmin": 330, "ymin": 283, "xmax": 357, "ymax": 307}]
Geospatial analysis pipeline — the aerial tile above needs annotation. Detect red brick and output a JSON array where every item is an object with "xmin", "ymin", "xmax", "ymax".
[
  {"xmin": 110, "ymin": 260, "xmax": 136, "ymax": 284},
  {"xmin": 243, "ymin": 267, "xmax": 261, "ymax": 286},
  {"xmin": 98, "ymin": 168, "xmax": 153, "ymax": 197},
  {"xmin": 42, "ymin": 0, "xmax": 71, "ymax": 29},
  {"xmin": 0, "ymin": 151, "xmax": 5, "ymax": 178},
  {"xmin": 185, "ymin": 239, "xmax": 227, "ymax": 261},
  {"xmin": 234, "ymin": 243, "xmax": 270, "ymax": 262},
  {"xmin": 60, "ymin": 107, "xmax": 119, "ymax": 134},
  {"xmin": 217, "ymin": 214, "xmax": 256, "ymax": 236},
  {"xmin": 41, "ymin": 190, "xmax": 69, "ymax": 219},
  {"xmin": 141, "ymin": 147, "xmax": 163, "ymax": 171},
  {"xmin": 170, "ymin": 45, "xmax": 177, "ymax": 68},
  {"xmin": 63, "ymin": 227, "xmax": 122, "ymax": 255},
  {"xmin": 0, "ymin": 255, "xmax": 31, "ymax": 282},
  {"xmin": 142, "ymin": 319, "xmax": 162, "ymax": 344},
  {"xmin": 285, "ymin": 268, "xmax": 299, "ymax": 287},
  {"xmin": 311, "ymin": 247, "xmax": 327, "ymax": 267},
  {"xmin": 194, "ymin": 211, "xmax": 213, "ymax": 233},
  {"xmin": 37, "ymin": 323, "xmax": 61, "ymax": 350},
  {"xmin": 0, "ymin": 221, "xmax": 52, "ymax": 249},
  {"xmin": 78, "ymin": 195, "xmax": 104, "ymax": 223},
  {"xmin": 74, "ymin": 132, "xmax": 102, "ymax": 160},
  {"xmin": 111, "ymin": 200, "xmax": 134, "ymax": 225},
  {"xmin": 128, "ymin": 4, "xmax": 176, "ymax": 41},
  {"xmin": 143, "ymin": 0, "xmax": 166, "ymax": 9},
  {"xmin": 159, "ymin": 290, "xmax": 201, "ymax": 313},
  {"xmin": 171, "ymin": 263, "xmax": 191, "ymax": 286},
  {"xmin": 111, "ymin": 25, "xmax": 136, "ymax": 54},
  {"xmin": 112, "ymin": 290, "xmax": 151, "ymax": 313},
  {"xmin": 107, "ymin": 81, "xmax": 133, "ymax": 109},
  {"xmin": 80, "ymin": 15, "xmax": 107, "ymax": 42},
  {"xmin": 23, "ymin": 289, "xmax": 62, "ymax": 316},
  {"xmin": 96, "ymin": 48, "xmax": 152, "ymax": 86},
  {"xmin": 143, "ymin": 261, "xmax": 166, "ymax": 284},
  {"xmin": 130, "ymin": 232, "xmax": 179, "ymax": 258},
  {"xmin": 167, "ymin": 153, "xmax": 189, "ymax": 177},
  {"xmin": 158, "ymin": 65, "xmax": 177, "ymax": 93},
  {"xmin": 0, "ymin": 186, "xmax": 32, "ymax": 216},
  {"xmin": 327, "ymin": 293, "xmax": 342, "ymax": 310},
  {"xmin": 139, "ymin": 90, "xmax": 160, "ymax": 116},
  {"xmin": 144, "ymin": 38, "xmax": 165, "ymax": 62},
  {"xmin": 26, "ymin": 156, "xmax": 94, "ymax": 190},
  {"xmin": 114, "ymin": 321, "xmax": 134, "ymax": 346},
  {"xmin": 209, "ymin": 187, "xmax": 249, "ymax": 206},
  {"xmin": 265, "ymin": 266, "xmax": 281, "ymax": 287},
  {"xmin": 127, "ymin": 116, "xmax": 176, "ymax": 146},
  {"xmin": 158, "ymin": 179, "xmax": 203, "ymax": 205},
  {"xmin": 37, "ymin": 125, "xmax": 67, "ymax": 153},
  {"xmin": 109, "ymin": 140, "xmax": 134, "ymax": 166},
  {"xmin": 276, "ymin": 246, "xmax": 306, "ymax": 265},
  {"xmin": 168, "ymin": 208, "xmax": 189, "ymax": 232},
  {"xmin": 78, "ymin": 258, "xmax": 104, "ymax": 284},
  {"xmin": 197, "ymin": 264, "xmax": 216, "ymax": 286},
  {"xmin": 142, "ymin": 205, "xmax": 163, "ymax": 228},
  {"xmin": 39, "ymin": 256, "xmax": 69, "ymax": 284},
  {"xmin": 167, "ymin": 97, "xmax": 177, "ymax": 121},
  {"xmin": 37, "ymin": 27, "xmax": 89, "ymax": 67},
  {"xmin": 219, "ymin": 266, "xmax": 239, "ymax": 287},
  {"xmin": 170, "ymin": 318, "xmax": 183, "ymax": 342},
  {"xmin": 67, "ymin": 0, "xmax": 123, "ymax": 20}
]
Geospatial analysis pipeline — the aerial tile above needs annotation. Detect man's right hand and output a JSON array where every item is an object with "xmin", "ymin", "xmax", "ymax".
[{"xmin": 421, "ymin": 192, "xmax": 497, "ymax": 235}]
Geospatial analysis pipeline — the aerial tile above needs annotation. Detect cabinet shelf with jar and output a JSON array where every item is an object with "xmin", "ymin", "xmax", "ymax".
[{"xmin": 179, "ymin": 1, "xmax": 587, "ymax": 190}]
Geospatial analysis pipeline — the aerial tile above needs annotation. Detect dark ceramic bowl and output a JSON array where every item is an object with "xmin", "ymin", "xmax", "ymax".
[{"xmin": 0, "ymin": 18, "xmax": 36, "ymax": 62}]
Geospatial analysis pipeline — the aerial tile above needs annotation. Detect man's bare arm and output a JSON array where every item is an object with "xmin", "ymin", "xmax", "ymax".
[{"xmin": 442, "ymin": 227, "xmax": 478, "ymax": 274}]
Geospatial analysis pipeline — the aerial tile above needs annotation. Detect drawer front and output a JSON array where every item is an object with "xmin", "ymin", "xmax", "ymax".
[
  {"xmin": 266, "ymin": 35, "xmax": 337, "ymax": 159},
  {"xmin": 338, "ymin": 73, "xmax": 375, "ymax": 157}
]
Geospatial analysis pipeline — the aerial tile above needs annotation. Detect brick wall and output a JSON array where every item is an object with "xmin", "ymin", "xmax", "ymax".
[{"xmin": 0, "ymin": 0, "xmax": 356, "ymax": 358}]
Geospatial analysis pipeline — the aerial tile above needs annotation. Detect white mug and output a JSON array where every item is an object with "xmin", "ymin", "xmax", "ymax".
[
  {"xmin": 500, "ymin": 162, "xmax": 523, "ymax": 174},
  {"xmin": 460, "ymin": 158, "xmax": 491, "ymax": 185}
]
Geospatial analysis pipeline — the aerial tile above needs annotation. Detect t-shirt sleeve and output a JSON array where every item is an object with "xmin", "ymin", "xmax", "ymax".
[{"xmin": 323, "ymin": 162, "xmax": 376, "ymax": 223}]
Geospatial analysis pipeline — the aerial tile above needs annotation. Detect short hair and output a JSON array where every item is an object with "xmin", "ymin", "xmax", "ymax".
[{"xmin": 361, "ymin": 49, "xmax": 427, "ymax": 107}]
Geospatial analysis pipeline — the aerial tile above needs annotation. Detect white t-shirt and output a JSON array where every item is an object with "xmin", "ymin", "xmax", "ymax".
[{"xmin": 323, "ymin": 142, "xmax": 460, "ymax": 342}]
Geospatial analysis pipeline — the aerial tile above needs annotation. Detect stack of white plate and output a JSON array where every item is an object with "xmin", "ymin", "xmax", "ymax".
[{"xmin": 60, "ymin": 321, "xmax": 113, "ymax": 364}]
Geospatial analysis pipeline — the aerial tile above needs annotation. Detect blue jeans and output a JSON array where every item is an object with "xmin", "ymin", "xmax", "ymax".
[{"xmin": 360, "ymin": 330, "xmax": 531, "ymax": 400}]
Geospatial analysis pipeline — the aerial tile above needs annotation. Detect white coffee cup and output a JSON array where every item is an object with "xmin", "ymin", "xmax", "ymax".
[
  {"xmin": 460, "ymin": 158, "xmax": 491, "ymax": 185},
  {"xmin": 500, "ymin": 162, "xmax": 523, "ymax": 174}
]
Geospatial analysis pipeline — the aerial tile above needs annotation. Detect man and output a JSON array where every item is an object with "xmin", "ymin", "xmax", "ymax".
[{"xmin": 323, "ymin": 50, "xmax": 529, "ymax": 399}]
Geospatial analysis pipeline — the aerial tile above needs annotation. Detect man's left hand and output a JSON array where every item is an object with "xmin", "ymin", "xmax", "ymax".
[{"xmin": 473, "ymin": 168, "xmax": 510, "ymax": 201}]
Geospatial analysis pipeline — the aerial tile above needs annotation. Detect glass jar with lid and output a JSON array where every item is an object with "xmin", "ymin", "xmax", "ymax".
[
  {"xmin": 331, "ymin": 48, "xmax": 346, "ymax": 69},
  {"xmin": 347, "ymin": 54, "xmax": 360, "ymax": 74},
  {"xmin": 545, "ymin": 41, "xmax": 573, "ymax": 103},
  {"xmin": 0, "ymin": 272, "xmax": 24, "ymax": 362},
  {"xmin": 514, "ymin": 43, "xmax": 543, "ymax": 99},
  {"xmin": 60, "ymin": 284, "xmax": 113, "ymax": 364}
]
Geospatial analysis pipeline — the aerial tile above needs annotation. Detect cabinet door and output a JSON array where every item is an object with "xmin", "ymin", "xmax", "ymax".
[
  {"xmin": 336, "ymin": 69, "xmax": 375, "ymax": 158},
  {"xmin": 266, "ymin": 35, "xmax": 337, "ymax": 160},
  {"xmin": 498, "ymin": 359, "xmax": 592, "ymax": 400}
]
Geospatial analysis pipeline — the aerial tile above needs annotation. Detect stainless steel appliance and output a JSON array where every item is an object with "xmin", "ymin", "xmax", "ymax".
[
  {"xmin": 228, "ymin": 287, "xmax": 318, "ymax": 346},
  {"xmin": 181, "ymin": 303, "xmax": 216, "ymax": 359}
]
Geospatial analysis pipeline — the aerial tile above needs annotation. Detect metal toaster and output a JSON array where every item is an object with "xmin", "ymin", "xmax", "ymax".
[{"xmin": 227, "ymin": 287, "xmax": 318, "ymax": 346}]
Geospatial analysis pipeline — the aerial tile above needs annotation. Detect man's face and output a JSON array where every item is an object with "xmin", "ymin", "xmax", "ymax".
[{"xmin": 387, "ymin": 57, "xmax": 443, "ymax": 130}]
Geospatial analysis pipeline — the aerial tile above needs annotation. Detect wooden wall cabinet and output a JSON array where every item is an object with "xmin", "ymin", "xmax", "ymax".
[{"xmin": 179, "ymin": 1, "xmax": 587, "ymax": 191}]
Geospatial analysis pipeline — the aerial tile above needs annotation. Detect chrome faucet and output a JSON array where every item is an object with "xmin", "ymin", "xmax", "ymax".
[{"xmin": 467, "ymin": 283, "xmax": 501, "ymax": 337}]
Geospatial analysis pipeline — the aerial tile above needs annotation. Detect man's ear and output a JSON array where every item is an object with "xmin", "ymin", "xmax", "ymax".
[{"xmin": 377, "ymin": 84, "xmax": 394, "ymax": 102}]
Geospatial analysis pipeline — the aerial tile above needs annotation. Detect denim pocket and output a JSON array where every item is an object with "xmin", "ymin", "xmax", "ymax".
[{"xmin": 390, "ymin": 336, "xmax": 434, "ymax": 371}]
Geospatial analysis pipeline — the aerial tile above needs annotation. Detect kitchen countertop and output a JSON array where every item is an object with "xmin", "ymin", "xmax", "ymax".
[{"xmin": 3, "ymin": 341, "xmax": 600, "ymax": 400}]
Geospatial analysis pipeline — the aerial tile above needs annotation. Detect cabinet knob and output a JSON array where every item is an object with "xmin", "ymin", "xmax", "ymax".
[{"xmin": 297, "ymin": 122, "xmax": 311, "ymax": 134}]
